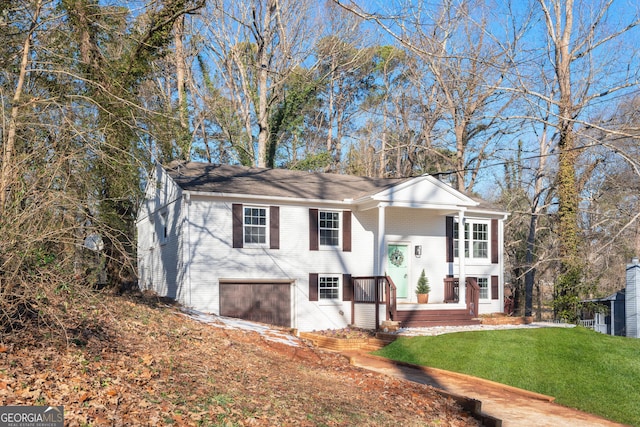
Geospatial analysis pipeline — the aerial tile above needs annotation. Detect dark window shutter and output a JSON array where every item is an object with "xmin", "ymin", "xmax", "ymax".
[
  {"xmin": 270, "ymin": 206, "xmax": 280, "ymax": 249},
  {"xmin": 342, "ymin": 210, "xmax": 352, "ymax": 252},
  {"xmin": 491, "ymin": 275, "xmax": 499, "ymax": 300},
  {"xmin": 491, "ymin": 219, "xmax": 498, "ymax": 264},
  {"xmin": 232, "ymin": 204, "xmax": 243, "ymax": 248},
  {"xmin": 446, "ymin": 216, "xmax": 454, "ymax": 262},
  {"xmin": 309, "ymin": 273, "xmax": 319, "ymax": 301},
  {"xmin": 309, "ymin": 209, "xmax": 319, "ymax": 251},
  {"xmin": 342, "ymin": 274, "xmax": 353, "ymax": 301}
]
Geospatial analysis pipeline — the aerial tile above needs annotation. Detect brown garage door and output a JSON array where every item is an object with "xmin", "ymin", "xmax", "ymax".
[{"xmin": 219, "ymin": 281, "xmax": 291, "ymax": 328}]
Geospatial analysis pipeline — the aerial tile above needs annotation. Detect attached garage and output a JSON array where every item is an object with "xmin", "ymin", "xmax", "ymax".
[{"xmin": 219, "ymin": 280, "xmax": 293, "ymax": 328}]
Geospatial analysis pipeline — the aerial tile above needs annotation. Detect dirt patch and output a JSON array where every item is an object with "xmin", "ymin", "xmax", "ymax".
[{"xmin": 0, "ymin": 291, "xmax": 479, "ymax": 426}]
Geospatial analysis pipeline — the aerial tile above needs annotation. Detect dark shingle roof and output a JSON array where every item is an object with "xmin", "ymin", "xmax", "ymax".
[{"xmin": 166, "ymin": 162, "xmax": 410, "ymax": 201}]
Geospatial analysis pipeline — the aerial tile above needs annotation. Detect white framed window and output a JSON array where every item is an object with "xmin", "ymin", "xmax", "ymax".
[
  {"xmin": 319, "ymin": 211, "xmax": 340, "ymax": 247},
  {"xmin": 243, "ymin": 206, "xmax": 268, "ymax": 245},
  {"xmin": 472, "ymin": 223, "xmax": 488, "ymax": 258},
  {"xmin": 159, "ymin": 211, "xmax": 168, "ymax": 245},
  {"xmin": 453, "ymin": 222, "xmax": 468, "ymax": 258},
  {"xmin": 319, "ymin": 275, "xmax": 340, "ymax": 300},
  {"xmin": 477, "ymin": 277, "xmax": 489, "ymax": 299},
  {"xmin": 454, "ymin": 220, "xmax": 489, "ymax": 260}
]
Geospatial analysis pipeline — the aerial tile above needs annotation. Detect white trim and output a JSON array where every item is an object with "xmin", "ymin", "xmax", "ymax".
[
  {"xmin": 361, "ymin": 175, "xmax": 479, "ymax": 206},
  {"xmin": 454, "ymin": 217, "xmax": 492, "ymax": 263},
  {"xmin": 219, "ymin": 278, "xmax": 295, "ymax": 284},
  {"xmin": 318, "ymin": 209, "xmax": 342, "ymax": 250},
  {"xmin": 242, "ymin": 205, "xmax": 270, "ymax": 248},
  {"xmin": 185, "ymin": 190, "xmax": 353, "ymax": 206},
  {"xmin": 318, "ymin": 274, "xmax": 341, "ymax": 304},
  {"xmin": 477, "ymin": 277, "xmax": 490, "ymax": 301},
  {"xmin": 457, "ymin": 211, "xmax": 466, "ymax": 304},
  {"xmin": 377, "ymin": 205, "xmax": 386, "ymax": 276}
]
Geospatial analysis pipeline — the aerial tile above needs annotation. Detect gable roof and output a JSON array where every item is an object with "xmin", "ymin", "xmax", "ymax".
[
  {"xmin": 166, "ymin": 161, "xmax": 409, "ymax": 201},
  {"xmin": 164, "ymin": 161, "xmax": 505, "ymax": 214}
]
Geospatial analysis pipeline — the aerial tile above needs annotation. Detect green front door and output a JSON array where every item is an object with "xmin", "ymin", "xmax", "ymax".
[{"xmin": 387, "ymin": 244, "xmax": 409, "ymax": 298}]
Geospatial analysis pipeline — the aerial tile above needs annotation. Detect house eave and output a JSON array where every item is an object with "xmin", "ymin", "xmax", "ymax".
[
  {"xmin": 184, "ymin": 190, "xmax": 354, "ymax": 206},
  {"xmin": 354, "ymin": 198, "xmax": 470, "ymax": 213}
]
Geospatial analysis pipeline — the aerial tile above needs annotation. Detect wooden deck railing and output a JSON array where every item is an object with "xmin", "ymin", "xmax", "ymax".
[
  {"xmin": 444, "ymin": 277, "xmax": 480, "ymax": 317},
  {"xmin": 351, "ymin": 276, "xmax": 397, "ymax": 328},
  {"xmin": 385, "ymin": 276, "xmax": 397, "ymax": 322},
  {"xmin": 443, "ymin": 277, "xmax": 459, "ymax": 303},
  {"xmin": 466, "ymin": 277, "xmax": 480, "ymax": 317}
]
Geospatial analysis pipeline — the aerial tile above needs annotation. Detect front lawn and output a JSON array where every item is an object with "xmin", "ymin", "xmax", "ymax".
[{"xmin": 374, "ymin": 326, "xmax": 640, "ymax": 426}]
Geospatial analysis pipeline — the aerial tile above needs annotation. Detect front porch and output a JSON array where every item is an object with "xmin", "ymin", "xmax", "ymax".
[{"xmin": 350, "ymin": 276, "xmax": 482, "ymax": 330}]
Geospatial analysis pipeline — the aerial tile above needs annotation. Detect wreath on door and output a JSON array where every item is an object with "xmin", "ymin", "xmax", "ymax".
[{"xmin": 390, "ymin": 248, "xmax": 404, "ymax": 267}]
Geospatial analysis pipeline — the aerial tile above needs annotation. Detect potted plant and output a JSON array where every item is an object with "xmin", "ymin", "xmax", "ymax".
[{"xmin": 415, "ymin": 269, "xmax": 430, "ymax": 303}]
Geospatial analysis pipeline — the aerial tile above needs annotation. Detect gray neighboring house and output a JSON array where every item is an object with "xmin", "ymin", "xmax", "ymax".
[
  {"xmin": 580, "ymin": 257, "xmax": 640, "ymax": 338},
  {"xmin": 581, "ymin": 290, "xmax": 626, "ymax": 336}
]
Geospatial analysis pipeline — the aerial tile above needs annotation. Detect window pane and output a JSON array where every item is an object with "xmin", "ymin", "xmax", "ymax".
[
  {"xmin": 319, "ymin": 211, "xmax": 340, "ymax": 246},
  {"xmin": 472, "ymin": 223, "xmax": 488, "ymax": 258},
  {"xmin": 478, "ymin": 278, "xmax": 488, "ymax": 299},
  {"xmin": 319, "ymin": 276, "xmax": 339, "ymax": 300},
  {"xmin": 244, "ymin": 207, "xmax": 267, "ymax": 244},
  {"xmin": 245, "ymin": 226, "xmax": 265, "ymax": 244},
  {"xmin": 473, "ymin": 223, "xmax": 487, "ymax": 241},
  {"xmin": 473, "ymin": 241, "xmax": 488, "ymax": 258},
  {"xmin": 454, "ymin": 222, "xmax": 470, "ymax": 258}
]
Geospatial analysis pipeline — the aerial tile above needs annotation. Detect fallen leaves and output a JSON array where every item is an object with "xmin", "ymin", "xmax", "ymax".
[{"xmin": 0, "ymin": 292, "xmax": 479, "ymax": 426}]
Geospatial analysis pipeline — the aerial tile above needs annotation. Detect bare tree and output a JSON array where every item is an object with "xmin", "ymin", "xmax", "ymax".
[
  {"xmin": 528, "ymin": 0, "xmax": 640, "ymax": 319},
  {"xmin": 0, "ymin": 0, "xmax": 43, "ymax": 215},
  {"xmin": 334, "ymin": 0, "xmax": 522, "ymax": 192},
  {"xmin": 199, "ymin": 0, "xmax": 319, "ymax": 167}
]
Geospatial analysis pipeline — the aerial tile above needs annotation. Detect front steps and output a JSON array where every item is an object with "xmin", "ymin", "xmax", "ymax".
[{"xmin": 394, "ymin": 308, "xmax": 481, "ymax": 328}]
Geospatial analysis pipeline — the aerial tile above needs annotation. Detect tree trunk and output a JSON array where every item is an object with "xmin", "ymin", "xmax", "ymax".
[
  {"xmin": 174, "ymin": 15, "xmax": 190, "ymax": 161},
  {"xmin": 256, "ymin": 0, "xmax": 276, "ymax": 168},
  {"xmin": 0, "ymin": 0, "xmax": 42, "ymax": 215}
]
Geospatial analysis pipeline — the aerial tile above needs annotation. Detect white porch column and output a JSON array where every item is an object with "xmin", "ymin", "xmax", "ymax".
[
  {"xmin": 377, "ymin": 204, "xmax": 387, "ymax": 276},
  {"xmin": 458, "ymin": 210, "xmax": 466, "ymax": 304}
]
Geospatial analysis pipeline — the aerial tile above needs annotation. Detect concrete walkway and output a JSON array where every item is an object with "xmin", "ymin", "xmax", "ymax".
[{"xmin": 341, "ymin": 323, "xmax": 628, "ymax": 427}]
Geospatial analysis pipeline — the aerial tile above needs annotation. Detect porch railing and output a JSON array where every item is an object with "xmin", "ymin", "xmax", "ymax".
[
  {"xmin": 444, "ymin": 277, "xmax": 480, "ymax": 317},
  {"xmin": 443, "ymin": 277, "xmax": 459, "ymax": 303},
  {"xmin": 351, "ymin": 276, "xmax": 397, "ymax": 328},
  {"xmin": 578, "ymin": 319, "xmax": 595, "ymax": 329},
  {"xmin": 466, "ymin": 277, "xmax": 480, "ymax": 318}
]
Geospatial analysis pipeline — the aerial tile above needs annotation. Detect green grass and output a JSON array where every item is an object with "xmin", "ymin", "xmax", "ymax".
[{"xmin": 374, "ymin": 327, "xmax": 640, "ymax": 426}]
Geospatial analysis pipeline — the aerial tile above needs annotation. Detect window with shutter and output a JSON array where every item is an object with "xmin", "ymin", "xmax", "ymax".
[
  {"xmin": 232, "ymin": 204, "xmax": 279, "ymax": 249},
  {"xmin": 310, "ymin": 209, "xmax": 350, "ymax": 251}
]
